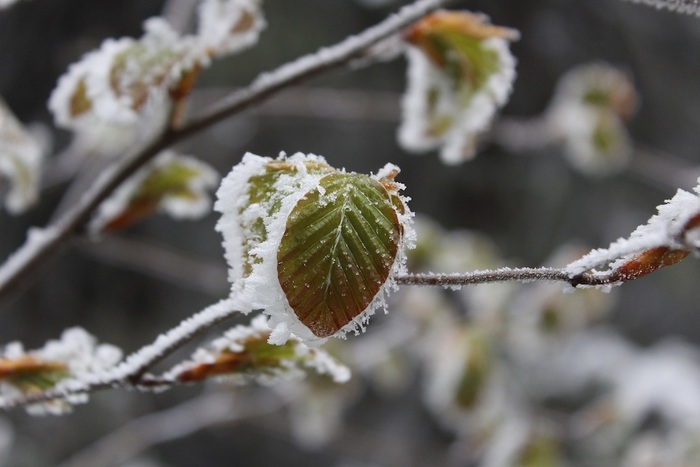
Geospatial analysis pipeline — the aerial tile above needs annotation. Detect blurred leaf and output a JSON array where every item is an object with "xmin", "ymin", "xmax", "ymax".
[{"xmin": 0, "ymin": 356, "xmax": 68, "ymax": 392}]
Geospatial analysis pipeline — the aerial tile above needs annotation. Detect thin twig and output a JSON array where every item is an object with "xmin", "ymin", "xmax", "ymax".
[
  {"xmin": 395, "ymin": 267, "xmax": 623, "ymax": 288},
  {"xmin": 58, "ymin": 389, "xmax": 289, "ymax": 467},
  {"xmin": 0, "ymin": 0, "xmax": 451, "ymax": 304},
  {"xmin": 621, "ymin": 0, "xmax": 700, "ymax": 16},
  {"xmin": 0, "ymin": 299, "xmax": 242, "ymax": 410}
]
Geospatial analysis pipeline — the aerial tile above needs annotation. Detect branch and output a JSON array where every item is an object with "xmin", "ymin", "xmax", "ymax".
[
  {"xmin": 0, "ymin": 262, "xmax": 671, "ymax": 411},
  {"xmin": 0, "ymin": 299, "xmax": 242, "ymax": 410},
  {"xmin": 395, "ymin": 267, "xmax": 619, "ymax": 288},
  {"xmin": 0, "ymin": 0, "xmax": 452, "ymax": 304},
  {"xmin": 58, "ymin": 390, "xmax": 289, "ymax": 467},
  {"xmin": 621, "ymin": 0, "xmax": 700, "ymax": 16}
]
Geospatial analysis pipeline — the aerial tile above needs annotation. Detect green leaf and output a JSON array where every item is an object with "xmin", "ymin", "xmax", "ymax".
[{"xmin": 277, "ymin": 173, "xmax": 403, "ymax": 338}]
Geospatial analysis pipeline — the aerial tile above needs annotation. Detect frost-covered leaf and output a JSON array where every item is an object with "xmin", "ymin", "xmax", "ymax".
[
  {"xmin": 0, "ymin": 357, "xmax": 68, "ymax": 393},
  {"xmin": 0, "ymin": 98, "xmax": 43, "ymax": 213},
  {"xmin": 49, "ymin": 2, "xmax": 267, "ymax": 157},
  {"xmin": 277, "ymin": 172, "xmax": 404, "ymax": 339},
  {"xmin": 566, "ymin": 178, "xmax": 700, "ymax": 285},
  {"xmin": 215, "ymin": 152, "xmax": 414, "ymax": 346},
  {"xmin": 606, "ymin": 246, "xmax": 689, "ymax": 283},
  {"xmin": 422, "ymin": 323, "xmax": 513, "ymax": 434},
  {"xmin": 196, "ymin": 0, "xmax": 266, "ymax": 58},
  {"xmin": 166, "ymin": 315, "xmax": 350, "ymax": 385},
  {"xmin": 547, "ymin": 63, "xmax": 637, "ymax": 176},
  {"xmin": 0, "ymin": 328, "xmax": 122, "ymax": 415},
  {"xmin": 49, "ymin": 19, "xmax": 206, "ymax": 157},
  {"xmin": 622, "ymin": 0, "xmax": 700, "ymax": 16},
  {"xmin": 398, "ymin": 10, "xmax": 518, "ymax": 164},
  {"xmin": 91, "ymin": 150, "xmax": 219, "ymax": 232}
]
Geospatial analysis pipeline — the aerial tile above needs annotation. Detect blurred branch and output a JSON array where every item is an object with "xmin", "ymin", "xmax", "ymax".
[
  {"xmin": 58, "ymin": 389, "xmax": 288, "ymax": 467},
  {"xmin": 0, "ymin": 299, "xmax": 242, "ymax": 410},
  {"xmin": 0, "ymin": 0, "xmax": 451, "ymax": 305},
  {"xmin": 193, "ymin": 86, "xmax": 401, "ymax": 123},
  {"xmin": 621, "ymin": 0, "xmax": 700, "ymax": 16},
  {"xmin": 77, "ymin": 235, "xmax": 228, "ymax": 296}
]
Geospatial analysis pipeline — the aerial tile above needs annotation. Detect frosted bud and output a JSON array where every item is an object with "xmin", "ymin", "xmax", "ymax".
[
  {"xmin": 90, "ymin": 150, "xmax": 219, "ymax": 233},
  {"xmin": 196, "ymin": 0, "xmax": 266, "ymax": 58},
  {"xmin": 398, "ymin": 10, "xmax": 519, "ymax": 164},
  {"xmin": 165, "ymin": 314, "xmax": 350, "ymax": 385},
  {"xmin": 215, "ymin": 152, "xmax": 414, "ymax": 346},
  {"xmin": 48, "ymin": 19, "xmax": 207, "ymax": 157},
  {"xmin": 0, "ymin": 328, "xmax": 122, "ymax": 415},
  {"xmin": 566, "ymin": 178, "xmax": 700, "ymax": 284}
]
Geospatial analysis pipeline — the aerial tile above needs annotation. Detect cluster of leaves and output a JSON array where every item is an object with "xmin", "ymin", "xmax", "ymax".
[{"xmin": 1, "ymin": 0, "xmax": 700, "ymax": 465}]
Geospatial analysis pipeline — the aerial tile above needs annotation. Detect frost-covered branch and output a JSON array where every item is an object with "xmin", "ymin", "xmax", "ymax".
[
  {"xmin": 622, "ymin": 0, "xmax": 700, "ymax": 16},
  {"xmin": 174, "ymin": 0, "xmax": 453, "ymax": 140},
  {"xmin": 0, "ymin": 0, "xmax": 451, "ymax": 304},
  {"xmin": 396, "ymin": 268, "xmax": 577, "ymax": 287},
  {"xmin": 0, "ymin": 299, "xmax": 241, "ymax": 410}
]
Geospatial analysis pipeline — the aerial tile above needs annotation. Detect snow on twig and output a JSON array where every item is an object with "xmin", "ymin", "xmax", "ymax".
[{"xmin": 622, "ymin": 0, "xmax": 700, "ymax": 16}]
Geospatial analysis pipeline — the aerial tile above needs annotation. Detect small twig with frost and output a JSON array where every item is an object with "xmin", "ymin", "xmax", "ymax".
[
  {"xmin": 0, "ymin": 299, "xmax": 241, "ymax": 409},
  {"xmin": 0, "ymin": 0, "xmax": 451, "ymax": 304},
  {"xmin": 395, "ymin": 267, "xmax": 622, "ymax": 288},
  {"xmin": 621, "ymin": 0, "xmax": 700, "ymax": 16}
]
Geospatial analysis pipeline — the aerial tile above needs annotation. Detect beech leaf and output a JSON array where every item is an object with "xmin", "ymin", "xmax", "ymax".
[{"xmin": 277, "ymin": 173, "xmax": 403, "ymax": 338}]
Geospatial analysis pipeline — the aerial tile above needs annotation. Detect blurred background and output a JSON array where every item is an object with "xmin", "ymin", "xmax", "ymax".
[{"xmin": 2, "ymin": 0, "xmax": 700, "ymax": 465}]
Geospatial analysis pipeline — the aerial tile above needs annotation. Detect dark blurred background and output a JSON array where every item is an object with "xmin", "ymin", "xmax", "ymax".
[{"xmin": 2, "ymin": 0, "xmax": 700, "ymax": 465}]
